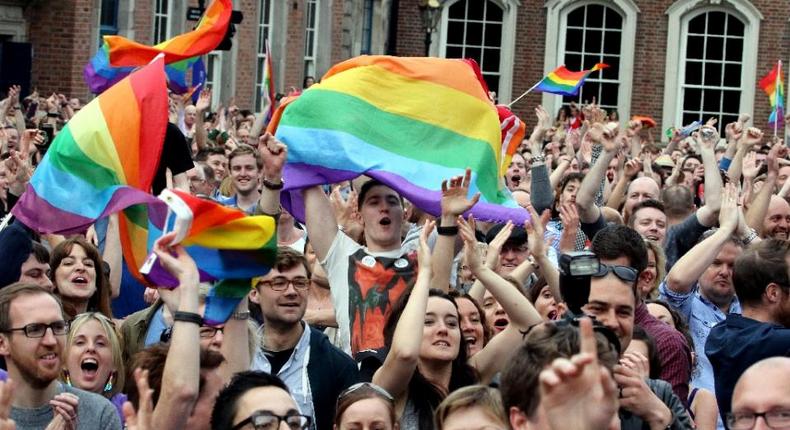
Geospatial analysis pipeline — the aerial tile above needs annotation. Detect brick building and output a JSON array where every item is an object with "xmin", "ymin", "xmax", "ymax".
[{"xmin": 1, "ymin": 0, "xmax": 788, "ymax": 137}]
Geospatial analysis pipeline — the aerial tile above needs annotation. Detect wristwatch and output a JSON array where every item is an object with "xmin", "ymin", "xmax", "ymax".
[{"xmin": 231, "ymin": 311, "xmax": 250, "ymax": 320}]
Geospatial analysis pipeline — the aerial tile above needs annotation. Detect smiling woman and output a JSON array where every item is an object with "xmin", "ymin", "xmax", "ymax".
[
  {"xmin": 63, "ymin": 312, "xmax": 126, "ymax": 422},
  {"xmin": 50, "ymin": 237, "xmax": 113, "ymax": 320}
]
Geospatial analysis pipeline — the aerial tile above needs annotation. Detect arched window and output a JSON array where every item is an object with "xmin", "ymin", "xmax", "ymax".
[
  {"xmin": 662, "ymin": 0, "xmax": 762, "ymax": 135},
  {"xmin": 437, "ymin": 0, "xmax": 519, "ymax": 103},
  {"xmin": 543, "ymin": 0, "xmax": 639, "ymax": 120}
]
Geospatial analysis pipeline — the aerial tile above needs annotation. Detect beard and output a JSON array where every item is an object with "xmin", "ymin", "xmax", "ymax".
[{"xmin": 10, "ymin": 347, "xmax": 61, "ymax": 389}]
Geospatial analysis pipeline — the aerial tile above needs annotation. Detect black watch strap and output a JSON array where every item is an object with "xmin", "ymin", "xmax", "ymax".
[
  {"xmin": 173, "ymin": 311, "xmax": 204, "ymax": 326},
  {"xmin": 436, "ymin": 225, "xmax": 459, "ymax": 236}
]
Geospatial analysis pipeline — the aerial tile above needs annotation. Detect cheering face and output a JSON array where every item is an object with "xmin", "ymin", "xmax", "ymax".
[
  {"xmin": 230, "ymin": 154, "xmax": 261, "ymax": 195},
  {"xmin": 483, "ymin": 290, "xmax": 509, "ymax": 335},
  {"xmin": 65, "ymin": 319, "xmax": 116, "ymax": 394},
  {"xmin": 623, "ymin": 178, "xmax": 659, "ymax": 221},
  {"xmin": 534, "ymin": 285, "xmax": 564, "ymax": 321},
  {"xmin": 359, "ymin": 185, "xmax": 404, "ymax": 251},
  {"xmin": 456, "ymin": 297, "xmax": 485, "ymax": 357},
  {"xmin": 631, "ymin": 207, "xmax": 667, "ymax": 244},
  {"xmin": 419, "ymin": 297, "xmax": 461, "ymax": 363},
  {"xmin": 54, "ymin": 244, "xmax": 97, "ymax": 303},
  {"xmin": 506, "ymin": 153, "xmax": 528, "ymax": 190},
  {"xmin": 206, "ymin": 154, "xmax": 227, "ymax": 181},
  {"xmin": 763, "ymin": 196, "xmax": 790, "ymax": 241},
  {"xmin": 0, "ymin": 293, "xmax": 66, "ymax": 388},
  {"xmin": 559, "ymin": 179, "xmax": 580, "ymax": 207},
  {"xmin": 582, "ymin": 257, "xmax": 636, "ymax": 352}
]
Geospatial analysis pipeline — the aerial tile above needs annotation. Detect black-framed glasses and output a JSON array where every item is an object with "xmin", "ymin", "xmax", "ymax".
[
  {"xmin": 726, "ymin": 409, "xmax": 790, "ymax": 430},
  {"xmin": 256, "ymin": 277, "xmax": 310, "ymax": 292},
  {"xmin": 338, "ymin": 382, "xmax": 394, "ymax": 403},
  {"xmin": 592, "ymin": 264, "xmax": 638, "ymax": 284},
  {"xmin": 231, "ymin": 410, "xmax": 311, "ymax": 430},
  {"xmin": 3, "ymin": 321, "xmax": 69, "ymax": 338},
  {"xmin": 199, "ymin": 326, "xmax": 224, "ymax": 339}
]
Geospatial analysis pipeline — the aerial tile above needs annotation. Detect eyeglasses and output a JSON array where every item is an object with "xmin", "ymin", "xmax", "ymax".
[
  {"xmin": 338, "ymin": 382, "xmax": 394, "ymax": 403},
  {"xmin": 592, "ymin": 264, "xmax": 638, "ymax": 284},
  {"xmin": 231, "ymin": 411, "xmax": 311, "ymax": 430},
  {"xmin": 727, "ymin": 410, "xmax": 790, "ymax": 430},
  {"xmin": 3, "ymin": 321, "xmax": 69, "ymax": 338},
  {"xmin": 257, "ymin": 277, "xmax": 310, "ymax": 292},
  {"xmin": 199, "ymin": 326, "xmax": 224, "ymax": 338}
]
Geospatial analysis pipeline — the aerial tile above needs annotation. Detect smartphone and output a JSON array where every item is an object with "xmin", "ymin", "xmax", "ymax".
[{"xmin": 39, "ymin": 124, "xmax": 54, "ymax": 145}]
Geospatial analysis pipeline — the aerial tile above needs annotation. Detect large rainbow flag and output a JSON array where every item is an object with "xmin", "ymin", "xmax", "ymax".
[
  {"xmin": 13, "ymin": 57, "xmax": 169, "ymax": 232},
  {"xmin": 105, "ymin": 0, "xmax": 232, "ymax": 67},
  {"xmin": 267, "ymin": 55, "xmax": 528, "ymax": 223},
  {"xmin": 759, "ymin": 60, "xmax": 785, "ymax": 129},
  {"xmin": 535, "ymin": 63, "xmax": 609, "ymax": 97}
]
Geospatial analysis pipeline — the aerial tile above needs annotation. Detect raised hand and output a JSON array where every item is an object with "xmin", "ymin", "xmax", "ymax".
[
  {"xmin": 47, "ymin": 392, "xmax": 79, "ymax": 430},
  {"xmin": 742, "ymin": 152, "xmax": 760, "ymax": 180},
  {"xmin": 524, "ymin": 204, "xmax": 546, "ymax": 258},
  {"xmin": 152, "ymin": 232, "xmax": 199, "ymax": 289},
  {"xmin": 258, "ymin": 132, "xmax": 287, "ymax": 181},
  {"xmin": 695, "ymin": 125, "xmax": 719, "ymax": 151},
  {"xmin": 718, "ymin": 183, "xmax": 739, "ymax": 234},
  {"xmin": 440, "ymin": 168, "xmax": 480, "ymax": 218},
  {"xmin": 626, "ymin": 120, "xmax": 642, "ymax": 138},
  {"xmin": 540, "ymin": 318, "xmax": 620, "ymax": 430},
  {"xmin": 766, "ymin": 141, "xmax": 787, "ymax": 177},
  {"xmin": 620, "ymin": 351, "xmax": 650, "ymax": 380},
  {"xmin": 0, "ymin": 379, "xmax": 16, "ymax": 430},
  {"xmin": 485, "ymin": 220, "xmax": 513, "ymax": 269},
  {"xmin": 195, "ymin": 87, "xmax": 212, "ymax": 113},
  {"xmin": 417, "ymin": 220, "xmax": 436, "ymax": 269},
  {"xmin": 725, "ymin": 121, "xmax": 743, "ymax": 142},
  {"xmin": 330, "ymin": 185, "xmax": 363, "ymax": 241},
  {"xmin": 623, "ymin": 158, "xmax": 643, "ymax": 180},
  {"xmin": 457, "ymin": 215, "xmax": 484, "ymax": 273},
  {"xmin": 740, "ymin": 127, "xmax": 763, "ymax": 149}
]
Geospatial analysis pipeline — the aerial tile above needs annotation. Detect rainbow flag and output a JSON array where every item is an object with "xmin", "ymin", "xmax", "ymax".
[
  {"xmin": 497, "ymin": 105, "xmax": 526, "ymax": 177},
  {"xmin": 760, "ymin": 60, "xmax": 785, "ymax": 129},
  {"xmin": 105, "ymin": 0, "xmax": 232, "ymax": 67},
  {"xmin": 535, "ymin": 63, "xmax": 609, "ymax": 97},
  {"xmin": 13, "ymin": 57, "xmax": 169, "ymax": 234},
  {"xmin": 140, "ymin": 190, "xmax": 277, "ymax": 324},
  {"xmin": 267, "ymin": 55, "xmax": 528, "ymax": 224},
  {"xmin": 262, "ymin": 39, "xmax": 276, "ymax": 122}
]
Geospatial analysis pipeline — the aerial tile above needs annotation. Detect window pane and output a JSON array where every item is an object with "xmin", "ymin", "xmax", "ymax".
[
  {"xmin": 727, "ymin": 14, "xmax": 744, "ymax": 36},
  {"xmin": 466, "ymin": 47, "xmax": 482, "ymax": 63},
  {"xmin": 687, "ymin": 35, "xmax": 704, "ymax": 59},
  {"xmin": 567, "ymin": 7, "xmax": 584, "ymax": 27},
  {"xmin": 565, "ymin": 53, "xmax": 582, "ymax": 70},
  {"xmin": 600, "ymin": 82, "xmax": 619, "ymax": 106},
  {"xmin": 584, "ymin": 29, "xmax": 602, "ymax": 53},
  {"xmin": 603, "ymin": 30, "xmax": 621, "ymax": 55},
  {"xmin": 566, "ymin": 29, "xmax": 583, "ymax": 52},
  {"xmin": 486, "ymin": 3, "xmax": 503, "ymax": 21},
  {"xmin": 602, "ymin": 56, "xmax": 619, "ymax": 80},
  {"xmin": 705, "ymin": 36, "xmax": 724, "ymax": 61},
  {"xmin": 485, "ymin": 23, "xmax": 502, "ymax": 47},
  {"xmin": 725, "ymin": 38, "xmax": 743, "ymax": 61},
  {"xmin": 683, "ymin": 112, "xmax": 701, "ymax": 126},
  {"xmin": 447, "ymin": 20, "xmax": 465, "ymax": 45},
  {"xmin": 484, "ymin": 74, "xmax": 499, "ymax": 95},
  {"xmin": 684, "ymin": 88, "xmax": 702, "ymax": 111},
  {"xmin": 468, "ymin": 0, "xmax": 484, "ymax": 19},
  {"xmin": 605, "ymin": 9, "xmax": 622, "ymax": 29},
  {"xmin": 707, "ymin": 11, "xmax": 726, "ymax": 35},
  {"xmin": 704, "ymin": 62, "xmax": 722, "ymax": 86},
  {"xmin": 446, "ymin": 46, "xmax": 463, "ymax": 58},
  {"xmin": 467, "ymin": 22, "xmax": 483, "ymax": 46},
  {"xmin": 580, "ymin": 81, "xmax": 600, "ymax": 104},
  {"xmin": 483, "ymin": 48, "xmax": 500, "ymax": 73},
  {"xmin": 587, "ymin": 5, "xmax": 604, "ymax": 28},
  {"xmin": 722, "ymin": 91, "xmax": 741, "ymax": 113},
  {"xmin": 685, "ymin": 61, "xmax": 702, "ymax": 85},
  {"xmin": 583, "ymin": 55, "xmax": 601, "ymax": 70},
  {"xmin": 449, "ymin": 1, "xmax": 465, "ymax": 19},
  {"xmin": 703, "ymin": 89, "xmax": 722, "ymax": 111},
  {"xmin": 723, "ymin": 63, "xmax": 741, "ymax": 87},
  {"xmin": 688, "ymin": 14, "xmax": 706, "ymax": 33}
]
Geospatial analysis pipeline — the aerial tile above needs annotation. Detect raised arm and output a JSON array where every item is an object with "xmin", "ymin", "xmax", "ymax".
[
  {"xmin": 193, "ymin": 89, "xmax": 211, "ymax": 152},
  {"xmin": 218, "ymin": 299, "xmax": 250, "ymax": 383},
  {"xmin": 103, "ymin": 214, "xmax": 122, "ymax": 299},
  {"xmin": 372, "ymin": 223, "xmax": 434, "ymax": 398},
  {"xmin": 576, "ymin": 123, "xmax": 620, "ymax": 223},
  {"xmin": 458, "ymin": 216, "xmax": 542, "ymax": 383},
  {"xmin": 468, "ymin": 222, "xmax": 512, "ymax": 303},
  {"xmin": 431, "ymin": 169, "xmax": 480, "ymax": 292},
  {"xmin": 150, "ymin": 233, "xmax": 201, "ymax": 430},
  {"xmin": 664, "ymin": 184, "xmax": 738, "ymax": 295},
  {"xmin": 249, "ymin": 96, "xmax": 271, "ymax": 141},
  {"xmin": 694, "ymin": 126, "xmax": 724, "ymax": 226},
  {"xmin": 606, "ymin": 158, "xmax": 641, "ymax": 210},
  {"xmin": 256, "ymin": 132, "xmax": 287, "ymax": 216},
  {"xmin": 746, "ymin": 132, "xmax": 780, "ymax": 233}
]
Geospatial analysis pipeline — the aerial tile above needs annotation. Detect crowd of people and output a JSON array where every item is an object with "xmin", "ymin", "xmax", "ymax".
[{"xmin": 0, "ymin": 77, "xmax": 788, "ymax": 430}]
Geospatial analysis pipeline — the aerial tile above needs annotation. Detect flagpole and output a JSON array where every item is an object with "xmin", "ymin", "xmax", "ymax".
[
  {"xmin": 508, "ymin": 80, "xmax": 543, "ymax": 108},
  {"xmin": 775, "ymin": 60, "xmax": 782, "ymax": 138}
]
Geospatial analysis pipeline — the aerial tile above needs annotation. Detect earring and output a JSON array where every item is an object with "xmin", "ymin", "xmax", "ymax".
[
  {"xmin": 63, "ymin": 370, "xmax": 72, "ymax": 386},
  {"xmin": 103, "ymin": 372, "xmax": 114, "ymax": 393}
]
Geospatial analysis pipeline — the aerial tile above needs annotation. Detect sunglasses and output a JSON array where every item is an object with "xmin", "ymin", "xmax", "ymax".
[
  {"xmin": 592, "ymin": 263, "xmax": 638, "ymax": 284},
  {"xmin": 338, "ymin": 382, "xmax": 394, "ymax": 403}
]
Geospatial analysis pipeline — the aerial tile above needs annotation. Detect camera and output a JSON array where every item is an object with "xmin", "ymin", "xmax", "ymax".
[{"xmin": 559, "ymin": 251, "xmax": 600, "ymax": 315}]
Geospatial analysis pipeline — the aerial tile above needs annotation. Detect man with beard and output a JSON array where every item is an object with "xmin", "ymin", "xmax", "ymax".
[
  {"xmin": 760, "ymin": 195, "xmax": 790, "ymax": 240},
  {"xmin": 249, "ymin": 247, "xmax": 358, "ymax": 430},
  {"xmin": 0, "ymin": 283, "xmax": 120, "ymax": 430},
  {"xmin": 661, "ymin": 190, "xmax": 744, "ymax": 399},
  {"xmin": 706, "ymin": 239, "xmax": 790, "ymax": 423}
]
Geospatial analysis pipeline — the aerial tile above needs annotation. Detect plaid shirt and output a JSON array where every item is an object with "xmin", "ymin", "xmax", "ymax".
[{"xmin": 634, "ymin": 303, "xmax": 692, "ymax": 407}]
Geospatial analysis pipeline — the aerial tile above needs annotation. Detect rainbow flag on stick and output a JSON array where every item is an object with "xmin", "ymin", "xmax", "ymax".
[
  {"xmin": 14, "ymin": 57, "xmax": 169, "ymax": 233},
  {"xmin": 262, "ymin": 39, "xmax": 276, "ymax": 122},
  {"xmin": 267, "ymin": 55, "xmax": 528, "ymax": 224},
  {"xmin": 759, "ymin": 60, "xmax": 785, "ymax": 133},
  {"xmin": 105, "ymin": 0, "xmax": 231, "ymax": 67},
  {"xmin": 535, "ymin": 63, "xmax": 609, "ymax": 96},
  {"xmin": 497, "ymin": 105, "xmax": 526, "ymax": 177}
]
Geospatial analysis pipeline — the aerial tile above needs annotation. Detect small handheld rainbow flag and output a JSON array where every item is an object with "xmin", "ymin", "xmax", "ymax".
[
  {"xmin": 497, "ymin": 105, "xmax": 526, "ymax": 177},
  {"xmin": 535, "ymin": 63, "xmax": 609, "ymax": 97},
  {"xmin": 262, "ymin": 39, "xmax": 276, "ymax": 122},
  {"xmin": 759, "ymin": 60, "xmax": 784, "ymax": 132},
  {"xmin": 105, "ymin": 0, "xmax": 231, "ymax": 67}
]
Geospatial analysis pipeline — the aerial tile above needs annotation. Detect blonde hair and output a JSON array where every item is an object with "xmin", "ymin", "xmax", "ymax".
[
  {"xmin": 64, "ymin": 312, "xmax": 125, "ymax": 398},
  {"xmin": 434, "ymin": 385, "xmax": 508, "ymax": 430}
]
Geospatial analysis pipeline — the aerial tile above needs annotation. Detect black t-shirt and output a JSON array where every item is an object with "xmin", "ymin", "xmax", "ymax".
[
  {"xmin": 152, "ymin": 123, "xmax": 194, "ymax": 195},
  {"xmin": 264, "ymin": 347, "xmax": 296, "ymax": 375}
]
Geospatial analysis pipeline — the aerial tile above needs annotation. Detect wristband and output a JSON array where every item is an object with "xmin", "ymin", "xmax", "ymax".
[
  {"xmin": 262, "ymin": 178, "xmax": 284, "ymax": 190},
  {"xmin": 531, "ymin": 155, "xmax": 546, "ymax": 164},
  {"xmin": 173, "ymin": 311, "xmax": 203, "ymax": 326},
  {"xmin": 436, "ymin": 225, "xmax": 459, "ymax": 236},
  {"xmin": 231, "ymin": 311, "xmax": 250, "ymax": 320}
]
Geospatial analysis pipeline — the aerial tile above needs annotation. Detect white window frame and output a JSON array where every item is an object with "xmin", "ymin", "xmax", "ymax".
[
  {"xmin": 543, "ymin": 0, "xmax": 638, "ymax": 121},
  {"xmin": 436, "ymin": 0, "xmax": 520, "ymax": 104},
  {"xmin": 205, "ymin": 52, "xmax": 223, "ymax": 110},
  {"xmin": 662, "ymin": 0, "xmax": 762, "ymax": 140},
  {"xmin": 152, "ymin": 0, "xmax": 172, "ymax": 44},
  {"xmin": 304, "ymin": 0, "xmax": 320, "ymax": 79},
  {"xmin": 255, "ymin": 0, "xmax": 274, "ymax": 112}
]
